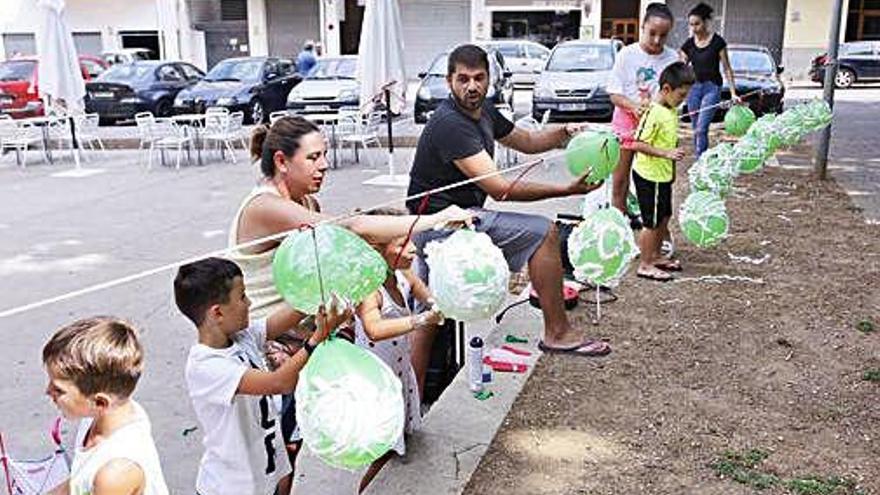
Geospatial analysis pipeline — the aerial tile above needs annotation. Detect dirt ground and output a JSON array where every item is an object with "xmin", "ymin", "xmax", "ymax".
[{"xmin": 464, "ymin": 143, "xmax": 880, "ymax": 495}]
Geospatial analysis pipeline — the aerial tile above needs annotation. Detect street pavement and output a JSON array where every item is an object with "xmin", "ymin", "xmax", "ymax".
[{"xmin": 0, "ymin": 85, "xmax": 876, "ymax": 493}]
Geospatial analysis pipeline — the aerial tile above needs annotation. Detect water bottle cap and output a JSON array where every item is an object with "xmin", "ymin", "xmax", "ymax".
[{"xmin": 469, "ymin": 336, "xmax": 484, "ymax": 347}]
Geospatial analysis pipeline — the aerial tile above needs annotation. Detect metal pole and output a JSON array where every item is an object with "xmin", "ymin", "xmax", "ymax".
[{"xmin": 813, "ymin": 0, "xmax": 845, "ymax": 180}]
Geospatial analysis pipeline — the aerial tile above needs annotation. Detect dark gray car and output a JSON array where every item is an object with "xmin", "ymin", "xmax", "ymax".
[
  {"xmin": 531, "ymin": 39, "xmax": 622, "ymax": 123},
  {"xmin": 811, "ymin": 41, "xmax": 880, "ymax": 88}
]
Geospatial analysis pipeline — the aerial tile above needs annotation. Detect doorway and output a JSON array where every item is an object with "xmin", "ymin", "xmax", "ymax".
[
  {"xmin": 491, "ymin": 10, "xmax": 582, "ymax": 48},
  {"xmin": 601, "ymin": 0, "xmax": 640, "ymax": 45},
  {"xmin": 119, "ymin": 31, "xmax": 160, "ymax": 59}
]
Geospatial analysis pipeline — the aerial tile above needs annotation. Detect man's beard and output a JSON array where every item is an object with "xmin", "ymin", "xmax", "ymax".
[{"xmin": 453, "ymin": 90, "xmax": 485, "ymax": 111}]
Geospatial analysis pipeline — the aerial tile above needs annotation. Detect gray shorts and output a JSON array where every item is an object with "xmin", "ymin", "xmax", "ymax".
[{"xmin": 412, "ymin": 208, "xmax": 551, "ymax": 310}]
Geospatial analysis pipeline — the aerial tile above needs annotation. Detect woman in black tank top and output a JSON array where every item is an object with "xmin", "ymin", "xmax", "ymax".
[{"xmin": 679, "ymin": 3, "xmax": 738, "ymax": 157}]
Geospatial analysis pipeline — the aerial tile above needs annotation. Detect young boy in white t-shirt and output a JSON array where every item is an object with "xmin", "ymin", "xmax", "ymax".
[
  {"xmin": 174, "ymin": 257, "xmax": 351, "ymax": 495},
  {"xmin": 42, "ymin": 316, "xmax": 169, "ymax": 495}
]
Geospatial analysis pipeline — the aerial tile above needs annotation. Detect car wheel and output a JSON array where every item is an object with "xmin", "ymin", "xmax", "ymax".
[
  {"xmin": 250, "ymin": 100, "xmax": 265, "ymax": 124},
  {"xmin": 834, "ymin": 68, "xmax": 855, "ymax": 89},
  {"xmin": 155, "ymin": 99, "xmax": 172, "ymax": 118}
]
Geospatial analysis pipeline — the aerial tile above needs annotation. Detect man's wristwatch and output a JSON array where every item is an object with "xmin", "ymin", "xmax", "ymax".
[{"xmin": 303, "ymin": 340, "xmax": 318, "ymax": 356}]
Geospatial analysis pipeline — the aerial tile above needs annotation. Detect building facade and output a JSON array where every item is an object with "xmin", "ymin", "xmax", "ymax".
[
  {"xmin": 2, "ymin": 0, "xmax": 875, "ymax": 80},
  {"xmin": 0, "ymin": 0, "xmax": 206, "ymax": 68}
]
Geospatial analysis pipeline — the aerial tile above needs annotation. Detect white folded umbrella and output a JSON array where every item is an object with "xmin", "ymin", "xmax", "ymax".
[
  {"xmin": 36, "ymin": 0, "xmax": 85, "ymax": 167},
  {"xmin": 358, "ymin": 0, "xmax": 408, "ymax": 187}
]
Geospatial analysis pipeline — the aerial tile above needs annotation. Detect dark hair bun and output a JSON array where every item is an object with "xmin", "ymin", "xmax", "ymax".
[{"xmin": 689, "ymin": 2, "xmax": 714, "ymax": 20}]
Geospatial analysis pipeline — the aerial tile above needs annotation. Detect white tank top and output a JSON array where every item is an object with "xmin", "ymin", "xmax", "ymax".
[
  {"xmin": 227, "ymin": 184, "xmax": 319, "ymax": 319},
  {"xmin": 69, "ymin": 401, "xmax": 169, "ymax": 495}
]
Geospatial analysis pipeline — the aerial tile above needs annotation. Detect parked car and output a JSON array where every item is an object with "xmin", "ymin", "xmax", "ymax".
[
  {"xmin": 719, "ymin": 44, "xmax": 785, "ymax": 119},
  {"xmin": 175, "ymin": 56, "xmax": 300, "ymax": 123},
  {"xmin": 531, "ymin": 39, "xmax": 622, "ymax": 123},
  {"xmin": 810, "ymin": 41, "xmax": 880, "ymax": 88},
  {"xmin": 0, "ymin": 56, "xmax": 107, "ymax": 119},
  {"xmin": 85, "ymin": 61, "xmax": 204, "ymax": 124},
  {"xmin": 286, "ymin": 56, "xmax": 359, "ymax": 115},
  {"xmin": 102, "ymin": 48, "xmax": 156, "ymax": 65},
  {"xmin": 414, "ymin": 49, "xmax": 514, "ymax": 124},
  {"xmin": 478, "ymin": 40, "xmax": 550, "ymax": 86}
]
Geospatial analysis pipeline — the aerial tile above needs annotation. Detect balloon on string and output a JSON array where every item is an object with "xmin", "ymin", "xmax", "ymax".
[
  {"xmin": 724, "ymin": 105, "xmax": 756, "ymax": 137},
  {"xmin": 731, "ymin": 136, "xmax": 769, "ymax": 174},
  {"xmin": 424, "ymin": 229, "xmax": 509, "ymax": 322},
  {"xmin": 773, "ymin": 110, "xmax": 805, "ymax": 145},
  {"xmin": 567, "ymin": 208, "xmax": 639, "ymax": 287},
  {"xmin": 799, "ymin": 98, "xmax": 833, "ymax": 131},
  {"xmin": 295, "ymin": 338, "xmax": 404, "ymax": 470},
  {"xmin": 688, "ymin": 143, "xmax": 736, "ymax": 197},
  {"xmin": 679, "ymin": 191, "xmax": 729, "ymax": 248},
  {"xmin": 746, "ymin": 114, "xmax": 784, "ymax": 151},
  {"xmin": 273, "ymin": 225, "xmax": 388, "ymax": 314},
  {"xmin": 565, "ymin": 130, "xmax": 621, "ymax": 184}
]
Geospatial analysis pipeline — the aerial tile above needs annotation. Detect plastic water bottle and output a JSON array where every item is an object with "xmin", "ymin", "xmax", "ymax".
[{"xmin": 468, "ymin": 336, "xmax": 484, "ymax": 393}]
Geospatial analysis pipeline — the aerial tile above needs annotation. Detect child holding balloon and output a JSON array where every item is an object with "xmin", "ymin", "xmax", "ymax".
[
  {"xmin": 631, "ymin": 62, "xmax": 695, "ymax": 282},
  {"xmin": 173, "ymin": 257, "xmax": 351, "ymax": 495},
  {"xmin": 354, "ymin": 209, "xmax": 445, "ymax": 491}
]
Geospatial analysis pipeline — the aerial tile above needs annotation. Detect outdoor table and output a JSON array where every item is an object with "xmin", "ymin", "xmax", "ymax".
[
  {"xmin": 171, "ymin": 113, "xmax": 207, "ymax": 166},
  {"xmin": 18, "ymin": 115, "xmax": 61, "ymax": 165},
  {"xmin": 303, "ymin": 113, "xmax": 343, "ymax": 169}
]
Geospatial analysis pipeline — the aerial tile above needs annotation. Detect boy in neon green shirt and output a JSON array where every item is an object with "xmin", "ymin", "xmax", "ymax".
[{"xmin": 632, "ymin": 62, "xmax": 695, "ymax": 281}]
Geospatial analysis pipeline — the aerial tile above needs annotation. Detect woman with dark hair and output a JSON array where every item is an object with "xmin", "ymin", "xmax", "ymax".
[
  {"xmin": 608, "ymin": 2, "xmax": 679, "ymax": 224},
  {"xmin": 228, "ymin": 116, "xmax": 471, "ymax": 494},
  {"xmin": 680, "ymin": 2, "xmax": 739, "ymax": 157}
]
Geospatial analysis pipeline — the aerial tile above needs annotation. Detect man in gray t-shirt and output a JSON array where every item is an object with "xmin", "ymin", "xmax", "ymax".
[{"xmin": 407, "ymin": 45, "xmax": 612, "ymax": 390}]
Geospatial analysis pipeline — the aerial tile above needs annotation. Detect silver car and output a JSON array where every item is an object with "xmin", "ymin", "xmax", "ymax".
[
  {"xmin": 480, "ymin": 40, "xmax": 550, "ymax": 87},
  {"xmin": 532, "ymin": 39, "xmax": 622, "ymax": 123},
  {"xmin": 286, "ymin": 56, "xmax": 359, "ymax": 114}
]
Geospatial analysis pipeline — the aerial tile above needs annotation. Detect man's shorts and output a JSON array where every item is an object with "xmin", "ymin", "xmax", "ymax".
[
  {"xmin": 411, "ymin": 208, "xmax": 551, "ymax": 311},
  {"xmin": 632, "ymin": 170, "xmax": 672, "ymax": 229},
  {"xmin": 611, "ymin": 107, "xmax": 640, "ymax": 151}
]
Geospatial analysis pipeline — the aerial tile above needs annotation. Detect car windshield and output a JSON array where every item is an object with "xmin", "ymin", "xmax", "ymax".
[
  {"xmin": 728, "ymin": 51, "xmax": 775, "ymax": 74},
  {"xmin": 308, "ymin": 58, "xmax": 357, "ymax": 79},
  {"xmin": 205, "ymin": 59, "xmax": 263, "ymax": 82},
  {"xmin": 489, "ymin": 44, "xmax": 520, "ymax": 58},
  {"xmin": 0, "ymin": 60, "xmax": 36, "ymax": 82},
  {"xmin": 427, "ymin": 55, "xmax": 448, "ymax": 76},
  {"xmin": 97, "ymin": 64, "xmax": 155, "ymax": 83},
  {"xmin": 545, "ymin": 45, "xmax": 614, "ymax": 72}
]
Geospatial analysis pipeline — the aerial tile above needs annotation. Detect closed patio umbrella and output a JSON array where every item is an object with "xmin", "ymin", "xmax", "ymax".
[
  {"xmin": 36, "ymin": 0, "xmax": 85, "ymax": 168},
  {"xmin": 358, "ymin": 0, "xmax": 408, "ymax": 187}
]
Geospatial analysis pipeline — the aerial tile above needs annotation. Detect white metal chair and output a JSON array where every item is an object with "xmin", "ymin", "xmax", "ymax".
[
  {"xmin": 75, "ymin": 114, "xmax": 105, "ymax": 152},
  {"xmin": 205, "ymin": 106, "xmax": 230, "ymax": 116},
  {"xmin": 228, "ymin": 111, "xmax": 247, "ymax": 150},
  {"xmin": 202, "ymin": 112, "xmax": 239, "ymax": 163},
  {"xmin": 0, "ymin": 120, "xmax": 42, "ymax": 168},
  {"xmin": 338, "ymin": 111, "xmax": 382, "ymax": 168},
  {"xmin": 149, "ymin": 118, "xmax": 192, "ymax": 170},
  {"xmin": 135, "ymin": 112, "xmax": 160, "ymax": 166}
]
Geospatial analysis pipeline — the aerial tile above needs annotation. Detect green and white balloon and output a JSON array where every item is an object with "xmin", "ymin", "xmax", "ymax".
[
  {"xmin": 746, "ymin": 114, "xmax": 784, "ymax": 151},
  {"xmin": 799, "ymin": 98, "xmax": 833, "ymax": 131},
  {"xmin": 424, "ymin": 229, "xmax": 509, "ymax": 322},
  {"xmin": 273, "ymin": 224, "xmax": 388, "ymax": 314},
  {"xmin": 296, "ymin": 338, "xmax": 404, "ymax": 470},
  {"xmin": 679, "ymin": 191, "xmax": 729, "ymax": 248},
  {"xmin": 688, "ymin": 143, "xmax": 737, "ymax": 197},
  {"xmin": 567, "ymin": 208, "xmax": 639, "ymax": 287},
  {"xmin": 732, "ymin": 136, "xmax": 770, "ymax": 174},
  {"xmin": 565, "ymin": 130, "xmax": 621, "ymax": 184},
  {"xmin": 724, "ymin": 105, "xmax": 756, "ymax": 136}
]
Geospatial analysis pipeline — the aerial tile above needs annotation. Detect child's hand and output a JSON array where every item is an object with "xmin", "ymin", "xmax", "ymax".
[
  {"xmin": 665, "ymin": 147, "xmax": 686, "ymax": 161},
  {"xmin": 311, "ymin": 296, "xmax": 353, "ymax": 345},
  {"xmin": 412, "ymin": 308, "xmax": 444, "ymax": 331}
]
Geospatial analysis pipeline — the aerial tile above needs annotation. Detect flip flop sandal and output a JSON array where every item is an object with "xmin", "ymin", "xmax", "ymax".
[
  {"xmin": 538, "ymin": 339, "xmax": 612, "ymax": 357},
  {"xmin": 637, "ymin": 269, "xmax": 673, "ymax": 282},
  {"xmin": 654, "ymin": 259, "xmax": 682, "ymax": 272}
]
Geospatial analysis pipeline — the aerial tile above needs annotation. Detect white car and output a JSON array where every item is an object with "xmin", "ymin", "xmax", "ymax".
[
  {"xmin": 286, "ymin": 56, "xmax": 359, "ymax": 114},
  {"xmin": 479, "ymin": 40, "xmax": 550, "ymax": 86}
]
